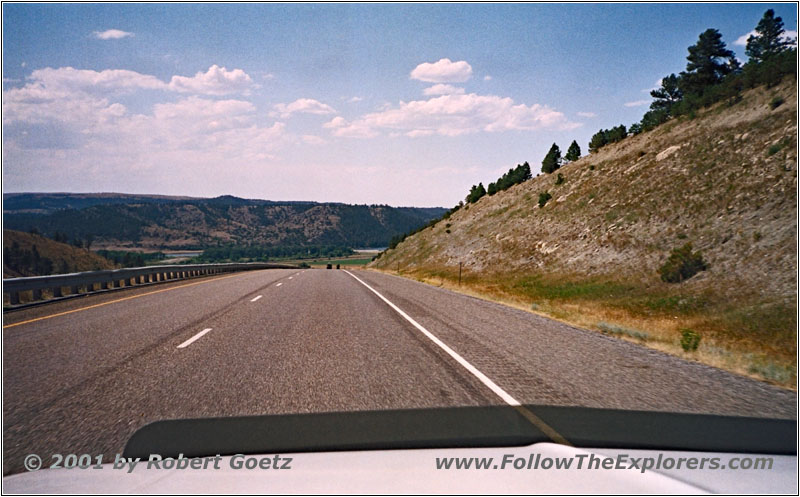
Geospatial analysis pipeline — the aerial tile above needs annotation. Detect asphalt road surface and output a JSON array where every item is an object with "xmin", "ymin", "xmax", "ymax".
[{"xmin": 3, "ymin": 268, "xmax": 796, "ymax": 474}]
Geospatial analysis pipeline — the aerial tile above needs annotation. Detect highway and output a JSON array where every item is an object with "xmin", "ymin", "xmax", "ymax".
[{"xmin": 3, "ymin": 268, "xmax": 796, "ymax": 475}]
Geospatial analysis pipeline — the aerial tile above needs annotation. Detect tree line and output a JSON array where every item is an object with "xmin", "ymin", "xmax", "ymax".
[
  {"xmin": 194, "ymin": 244, "xmax": 354, "ymax": 263},
  {"xmin": 591, "ymin": 9, "xmax": 796, "ymax": 152}
]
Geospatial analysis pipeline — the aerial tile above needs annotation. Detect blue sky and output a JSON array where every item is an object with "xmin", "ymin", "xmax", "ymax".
[{"xmin": 3, "ymin": 3, "xmax": 796, "ymax": 207}]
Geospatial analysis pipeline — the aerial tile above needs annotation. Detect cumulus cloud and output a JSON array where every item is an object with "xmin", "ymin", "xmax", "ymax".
[
  {"xmin": 8, "ymin": 65, "xmax": 256, "ymax": 97},
  {"xmin": 323, "ymin": 116, "xmax": 378, "ymax": 138},
  {"xmin": 23, "ymin": 67, "xmax": 166, "ymax": 94},
  {"xmin": 273, "ymin": 98, "xmax": 336, "ymax": 118},
  {"xmin": 167, "ymin": 65, "xmax": 255, "ymax": 95},
  {"xmin": 577, "ymin": 111, "xmax": 596, "ymax": 118},
  {"xmin": 324, "ymin": 92, "xmax": 579, "ymax": 139},
  {"xmin": 483, "ymin": 75, "xmax": 492, "ymax": 81},
  {"xmin": 624, "ymin": 99, "xmax": 650, "ymax": 107},
  {"xmin": 734, "ymin": 29, "xmax": 797, "ymax": 46},
  {"xmin": 422, "ymin": 84, "xmax": 465, "ymax": 96},
  {"xmin": 93, "ymin": 29, "xmax": 134, "ymax": 40},
  {"xmin": 410, "ymin": 58, "xmax": 473, "ymax": 83},
  {"xmin": 3, "ymin": 67, "xmax": 287, "ymax": 171}
]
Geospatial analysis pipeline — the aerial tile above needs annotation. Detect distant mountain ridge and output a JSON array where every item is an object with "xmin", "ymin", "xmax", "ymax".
[{"xmin": 2, "ymin": 193, "xmax": 446, "ymax": 250}]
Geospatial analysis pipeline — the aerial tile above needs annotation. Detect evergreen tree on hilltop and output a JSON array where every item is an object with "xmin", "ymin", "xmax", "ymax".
[
  {"xmin": 466, "ymin": 183, "xmax": 486, "ymax": 203},
  {"xmin": 565, "ymin": 140, "xmax": 582, "ymax": 162},
  {"xmin": 680, "ymin": 29, "xmax": 738, "ymax": 95},
  {"xmin": 541, "ymin": 143, "xmax": 562, "ymax": 174},
  {"xmin": 650, "ymin": 74, "xmax": 684, "ymax": 114},
  {"xmin": 746, "ymin": 9, "xmax": 794, "ymax": 63}
]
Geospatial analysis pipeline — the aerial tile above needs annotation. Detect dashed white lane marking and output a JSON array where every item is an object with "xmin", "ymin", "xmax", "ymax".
[
  {"xmin": 276, "ymin": 282, "xmax": 283, "ymax": 287},
  {"xmin": 343, "ymin": 270, "xmax": 570, "ymax": 446},
  {"xmin": 177, "ymin": 328, "xmax": 212, "ymax": 349},
  {"xmin": 250, "ymin": 295, "xmax": 263, "ymax": 302}
]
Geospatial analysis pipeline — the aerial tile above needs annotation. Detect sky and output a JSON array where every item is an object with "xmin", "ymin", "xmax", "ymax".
[{"xmin": 2, "ymin": 3, "xmax": 797, "ymax": 207}]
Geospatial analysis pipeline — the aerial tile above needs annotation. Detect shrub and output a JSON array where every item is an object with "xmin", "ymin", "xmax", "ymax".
[
  {"xmin": 680, "ymin": 328, "xmax": 701, "ymax": 351},
  {"xmin": 659, "ymin": 243, "xmax": 708, "ymax": 283},
  {"xmin": 555, "ymin": 173, "xmax": 565, "ymax": 186},
  {"xmin": 769, "ymin": 95, "xmax": 784, "ymax": 109},
  {"xmin": 538, "ymin": 191, "xmax": 552, "ymax": 208},
  {"xmin": 768, "ymin": 143, "xmax": 782, "ymax": 156},
  {"xmin": 598, "ymin": 322, "xmax": 649, "ymax": 341}
]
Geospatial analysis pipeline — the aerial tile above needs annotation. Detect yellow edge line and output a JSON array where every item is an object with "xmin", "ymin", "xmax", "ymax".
[{"xmin": 3, "ymin": 272, "xmax": 246, "ymax": 329}]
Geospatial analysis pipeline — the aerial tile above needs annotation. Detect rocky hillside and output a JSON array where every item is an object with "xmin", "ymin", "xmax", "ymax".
[
  {"xmin": 3, "ymin": 230, "xmax": 117, "ymax": 278},
  {"xmin": 3, "ymin": 195, "xmax": 446, "ymax": 250},
  {"xmin": 371, "ymin": 79, "xmax": 797, "ymax": 386},
  {"xmin": 374, "ymin": 80, "xmax": 796, "ymax": 298}
]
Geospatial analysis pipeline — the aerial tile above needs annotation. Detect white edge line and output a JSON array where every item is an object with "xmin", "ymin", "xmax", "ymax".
[
  {"xmin": 250, "ymin": 295, "xmax": 263, "ymax": 302},
  {"xmin": 177, "ymin": 328, "xmax": 212, "ymax": 349},
  {"xmin": 343, "ymin": 270, "xmax": 519, "ymax": 405},
  {"xmin": 343, "ymin": 270, "xmax": 571, "ymax": 445}
]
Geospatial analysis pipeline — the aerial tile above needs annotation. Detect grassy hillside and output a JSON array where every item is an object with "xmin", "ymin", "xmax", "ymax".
[
  {"xmin": 3, "ymin": 195, "xmax": 446, "ymax": 250},
  {"xmin": 371, "ymin": 79, "xmax": 797, "ymax": 388},
  {"xmin": 3, "ymin": 230, "xmax": 117, "ymax": 278}
]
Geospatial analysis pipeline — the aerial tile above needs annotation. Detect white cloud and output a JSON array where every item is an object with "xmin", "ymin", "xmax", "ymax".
[
  {"xmin": 735, "ymin": 29, "xmax": 797, "ymax": 46},
  {"xmin": 410, "ymin": 58, "xmax": 473, "ymax": 83},
  {"xmin": 301, "ymin": 135, "xmax": 327, "ymax": 145},
  {"xmin": 422, "ymin": 84, "xmax": 465, "ymax": 96},
  {"xmin": 93, "ymin": 29, "xmax": 134, "ymax": 40},
  {"xmin": 624, "ymin": 99, "xmax": 650, "ymax": 107},
  {"xmin": 168, "ymin": 65, "xmax": 255, "ymax": 95},
  {"xmin": 734, "ymin": 30, "xmax": 757, "ymax": 46},
  {"xmin": 642, "ymin": 78, "xmax": 663, "ymax": 93},
  {"xmin": 324, "ymin": 92, "xmax": 579, "ymax": 139},
  {"xmin": 25, "ymin": 67, "xmax": 166, "ymax": 94},
  {"xmin": 323, "ymin": 116, "xmax": 378, "ymax": 138},
  {"xmin": 273, "ymin": 98, "xmax": 336, "ymax": 118},
  {"xmin": 10, "ymin": 65, "xmax": 256, "ymax": 97},
  {"xmin": 483, "ymin": 75, "xmax": 492, "ymax": 81},
  {"xmin": 577, "ymin": 111, "xmax": 596, "ymax": 118},
  {"xmin": 347, "ymin": 96, "xmax": 363, "ymax": 103},
  {"xmin": 3, "ymin": 69, "xmax": 287, "ymax": 170}
]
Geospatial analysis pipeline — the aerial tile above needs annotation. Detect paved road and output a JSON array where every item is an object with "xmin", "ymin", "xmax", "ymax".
[{"xmin": 3, "ymin": 268, "xmax": 796, "ymax": 474}]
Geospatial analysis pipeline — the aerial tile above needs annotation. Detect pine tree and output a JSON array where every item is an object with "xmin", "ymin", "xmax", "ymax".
[
  {"xmin": 650, "ymin": 74, "xmax": 683, "ymax": 113},
  {"xmin": 541, "ymin": 143, "xmax": 562, "ymax": 174},
  {"xmin": 565, "ymin": 140, "xmax": 581, "ymax": 162},
  {"xmin": 466, "ymin": 183, "xmax": 486, "ymax": 203},
  {"xmin": 746, "ymin": 9, "xmax": 793, "ymax": 63},
  {"xmin": 520, "ymin": 161, "xmax": 532, "ymax": 181},
  {"xmin": 588, "ymin": 130, "xmax": 607, "ymax": 153},
  {"xmin": 681, "ymin": 29, "xmax": 737, "ymax": 95}
]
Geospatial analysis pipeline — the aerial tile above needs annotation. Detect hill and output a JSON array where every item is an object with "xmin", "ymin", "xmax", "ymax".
[
  {"xmin": 370, "ymin": 79, "xmax": 797, "ymax": 387},
  {"xmin": 3, "ymin": 230, "xmax": 117, "ymax": 278},
  {"xmin": 2, "ymin": 195, "xmax": 446, "ymax": 250}
]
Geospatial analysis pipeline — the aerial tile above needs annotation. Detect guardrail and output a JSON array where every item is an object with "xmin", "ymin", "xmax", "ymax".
[{"xmin": 3, "ymin": 262, "xmax": 299, "ymax": 308}]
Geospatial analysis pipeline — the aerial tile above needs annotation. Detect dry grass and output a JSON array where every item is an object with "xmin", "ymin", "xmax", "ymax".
[
  {"xmin": 366, "ymin": 265, "xmax": 796, "ymax": 390},
  {"xmin": 368, "ymin": 80, "xmax": 797, "ymax": 390}
]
